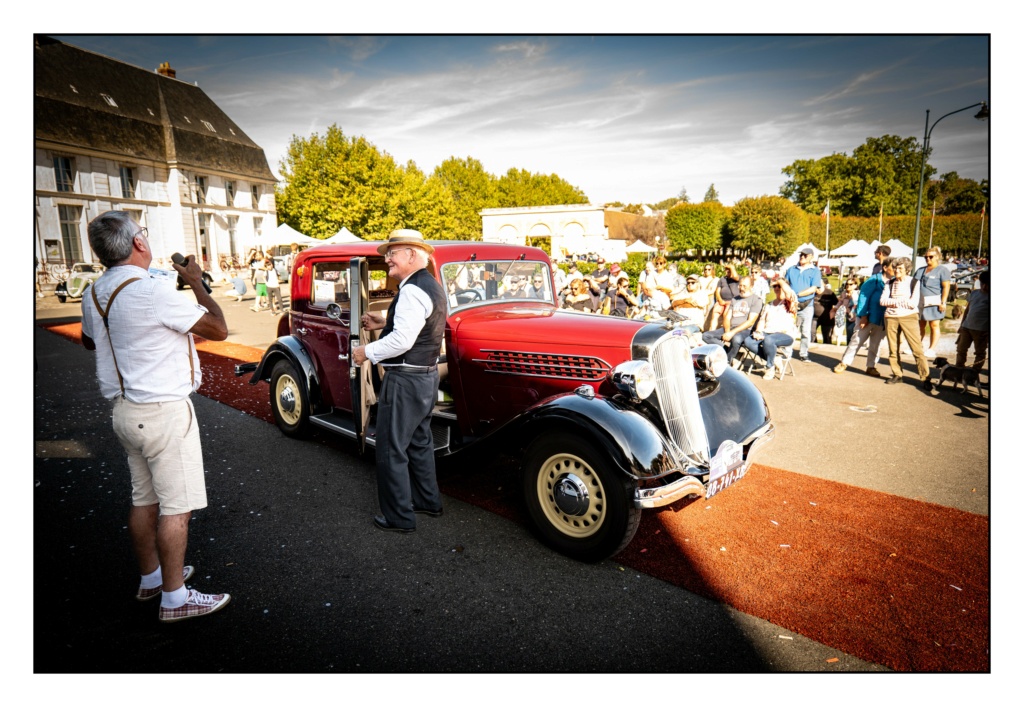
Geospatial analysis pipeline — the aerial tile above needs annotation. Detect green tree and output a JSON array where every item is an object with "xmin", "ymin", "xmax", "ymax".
[
  {"xmin": 925, "ymin": 172, "xmax": 987, "ymax": 215},
  {"xmin": 781, "ymin": 134, "xmax": 930, "ymax": 218},
  {"xmin": 495, "ymin": 168, "xmax": 588, "ymax": 207},
  {"xmin": 428, "ymin": 156, "xmax": 496, "ymax": 239},
  {"xmin": 664, "ymin": 202, "xmax": 729, "ymax": 254},
  {"xmin": 729, "ymin": 196, "xmax": 807, "ymax": 259},
  {"xmin": 703, "ymin": 183, "xmax": 720, "ymax": 203},
  {"xmin": 276, "ymin": 124, "xmax": 410, "ymax": 241},
  {"xmin": 650, "ymin": 196, "xmax": 683, "ymax": 211}
]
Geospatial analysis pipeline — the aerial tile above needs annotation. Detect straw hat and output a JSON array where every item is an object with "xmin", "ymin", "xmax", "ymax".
[{"xmin": 376, "ymin": 229, "xmax": 434, "ymax": 256}]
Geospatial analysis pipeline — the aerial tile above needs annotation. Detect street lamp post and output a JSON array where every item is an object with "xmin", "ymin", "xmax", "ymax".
[{"xmin": 911, "ymin": 102, "xmax": 988, "ymax": 264}]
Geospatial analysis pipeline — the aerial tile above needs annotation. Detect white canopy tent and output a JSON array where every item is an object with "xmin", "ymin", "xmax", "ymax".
[
  {"xmin": 625, "ymin": 239, "xmax": 657, "ymax": 254},
  {"xmin": 261, "ymin": 222, "xmax": 321, "ymax": 249},
  {"xmin": 321, "ymin": 227, "xmax": 363, "ymax": 244},
  {"xmin": 829, "ymin": 239, "xmax": 872, "ymax": 258}
]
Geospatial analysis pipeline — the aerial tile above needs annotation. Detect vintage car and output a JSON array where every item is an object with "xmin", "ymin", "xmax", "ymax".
[
  {"xmin": 55, "ymin": 262, "xmax": 105, "ymax": 302},
  {"xmin": 236, "ymin": 242, "xmax": 773, "ymax": 562}
]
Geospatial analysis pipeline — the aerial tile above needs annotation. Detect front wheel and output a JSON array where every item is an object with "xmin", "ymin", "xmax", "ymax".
[
  {"xmin": 522, "ymin": 435, "xmax": 640, "ymax": 563},
  {"xmin": 270, "ymin": 359, "xmax": 310, "ymax": 438}
]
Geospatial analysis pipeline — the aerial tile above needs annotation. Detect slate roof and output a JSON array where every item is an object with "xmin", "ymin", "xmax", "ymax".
[{"xmin": 34, "ymin": 35, "xmax": 275, "ymax": 182}]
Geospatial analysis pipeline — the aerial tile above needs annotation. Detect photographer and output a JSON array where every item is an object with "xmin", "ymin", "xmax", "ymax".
[{"xmin": 603, "ymin": 276, "xmax": 638, "ymax": 317}]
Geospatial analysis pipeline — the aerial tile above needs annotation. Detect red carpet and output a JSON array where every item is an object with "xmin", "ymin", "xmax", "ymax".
[{"xmin": 42, "ymin": 322, "xmax": 989, "ymax": 671}]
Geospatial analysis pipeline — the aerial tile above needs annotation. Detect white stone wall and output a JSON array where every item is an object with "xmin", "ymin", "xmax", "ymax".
[{"xmin": 481, "ymin": 204, "xmax": 623, "ymax": 261}]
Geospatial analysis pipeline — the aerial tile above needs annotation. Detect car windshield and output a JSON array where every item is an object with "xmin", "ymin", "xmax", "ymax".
[{"xmin": 441, "ymin": 260, "xmax": 555, "ymax": 312}]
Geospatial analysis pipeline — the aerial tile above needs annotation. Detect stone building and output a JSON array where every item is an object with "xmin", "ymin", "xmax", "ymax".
[
  {"xmin": 34, "ymin": 35, "xmax": 277, "ymax": 286},
  {"xmin": 480, "ymin": 204, "xmax": 644, "ymax": 262}
]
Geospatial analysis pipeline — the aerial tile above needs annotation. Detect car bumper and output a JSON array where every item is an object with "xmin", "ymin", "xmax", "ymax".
[{"xmin": 633, "ymin": 421, "xmax": 775, "ymax": 509}]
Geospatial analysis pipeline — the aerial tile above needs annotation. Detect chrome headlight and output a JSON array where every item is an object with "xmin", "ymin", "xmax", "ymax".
[
  {"xmin": 691, "ymin": 344, "xmax": 728, "ymax": 378},
  {"xmin": 611, "ymin": 360, "xmax": 657, "ymax": 401}
]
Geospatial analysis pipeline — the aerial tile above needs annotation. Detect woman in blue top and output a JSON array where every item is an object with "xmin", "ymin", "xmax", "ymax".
[{"xmin": 914, "ymin": 246, "xmax": 951, "ymax": 357}]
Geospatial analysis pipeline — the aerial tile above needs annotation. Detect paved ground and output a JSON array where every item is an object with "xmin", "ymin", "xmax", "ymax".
[{"xmin": 29, "ymin": 285, "xmax": 997, "ymax": 684}]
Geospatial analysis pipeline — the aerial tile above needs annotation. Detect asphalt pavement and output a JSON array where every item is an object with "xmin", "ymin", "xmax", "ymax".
[{"xmin": 30, "ymin": 285, "xmax": 992, "ymax": 678}]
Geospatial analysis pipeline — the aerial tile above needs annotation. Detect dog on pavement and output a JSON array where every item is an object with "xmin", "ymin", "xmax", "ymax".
[{"xmin": 933, "ymin": 357, "xmax": 984, "ymax": 397}]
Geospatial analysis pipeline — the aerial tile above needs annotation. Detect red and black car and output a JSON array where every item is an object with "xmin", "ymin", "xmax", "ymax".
[{"xmin": 236, "ymin": 241, "xmax": 773, "ymax": 562}]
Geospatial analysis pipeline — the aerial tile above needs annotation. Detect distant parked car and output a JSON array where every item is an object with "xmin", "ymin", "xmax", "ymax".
[
  {"xmin": 176, "ymin": 269, "xmax": 215, "ymax": 292},
  {"xmin": 55, "ymin": 262, "xmax": 104, "ymax": 302}
]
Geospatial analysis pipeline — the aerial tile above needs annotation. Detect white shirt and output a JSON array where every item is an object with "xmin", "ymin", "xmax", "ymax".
[
  {"xmin": 364, "ymin": 270, "xmax": 436, "ymax": 365},
  {"xmin": 81, "ymin": 265, "xmax": 207, "ymax": 402}
]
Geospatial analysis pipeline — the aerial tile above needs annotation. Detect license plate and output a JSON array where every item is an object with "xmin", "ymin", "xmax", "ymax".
[{"xmin": 706, "ymin": 440, "xmax": 745, "ymax": 498}]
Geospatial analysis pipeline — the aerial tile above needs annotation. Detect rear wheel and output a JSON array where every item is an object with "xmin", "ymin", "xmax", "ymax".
[
  {"xmin": 270, "ymin": 359, "xmax": 310, "ymax": 438},
  {"xmin": 522, "ymin": 434, "xmax": 640, "ymax": 563}
]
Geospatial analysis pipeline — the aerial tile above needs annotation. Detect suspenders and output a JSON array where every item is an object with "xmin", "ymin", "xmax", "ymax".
[{"xmin": 91, "ymin": 278, "xmax": 196, "ymax": 397}]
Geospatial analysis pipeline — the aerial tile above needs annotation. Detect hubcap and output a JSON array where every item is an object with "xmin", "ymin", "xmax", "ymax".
[
  {"xmin": 275, "ymin": 374, "xmax": 301, "ymax": 425},
  {"xmin": 535, "ymin": 453, "xmax": 606, "ymax": 539}
]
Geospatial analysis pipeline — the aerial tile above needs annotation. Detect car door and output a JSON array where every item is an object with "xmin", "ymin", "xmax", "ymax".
[{"xmin": 301, "ymin": 258, "xmax": 355, "ymax": 413}]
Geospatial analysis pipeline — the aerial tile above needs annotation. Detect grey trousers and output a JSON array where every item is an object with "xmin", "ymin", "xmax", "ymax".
[
  {"xmin": 375, "ymin": 368, "xmax": 442, "ymax": 528},
  {"xmin": 840, "ymin": 321, "xmax": 885, "ymax": 369}
]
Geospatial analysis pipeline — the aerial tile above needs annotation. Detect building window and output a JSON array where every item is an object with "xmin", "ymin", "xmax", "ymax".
[
  {"xmin": 58, "ymin": 205, "xmax": 83, "ymax": 262},
  {"xmin": 120, "ymin": 166, "xmax": 136, "ymax": 199},
  {"xmin": 225, "ymin": 180, "xmax": 236, "ymax": 206},
  {"xmin": 201, "ymin": 120, "xmax": 216, "ymax": 132},
  {"xmin": 101, "ymin": 93, "xmax": 118, "ymax": 107},
  {"xmin": 254, "ymin": 216, "xmax": 263, "ymax": 240},
  {"xmin": 251, "ymin": 185, "xmax": 260, "ymax": 208},
  {"xmin": 228, "ymin": 216, "xmax": 239, "ymax": 257},
  {"xmin": 195, "ymin": 176, "xmax": 207, "ymax": 204},
  {"xmin": 54, "ymin": 156, "xmax": 75, "ymax": 192}
]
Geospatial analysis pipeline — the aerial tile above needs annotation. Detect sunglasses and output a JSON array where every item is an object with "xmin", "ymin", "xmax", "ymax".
[{"xmin": 925, "ymin": 255, "xmax": 937, "ymax": 260}]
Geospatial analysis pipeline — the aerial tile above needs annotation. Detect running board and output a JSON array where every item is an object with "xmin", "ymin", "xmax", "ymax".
[{"xmin": 310, "ymin": 411, "xmax": 453, "ymax": 454}]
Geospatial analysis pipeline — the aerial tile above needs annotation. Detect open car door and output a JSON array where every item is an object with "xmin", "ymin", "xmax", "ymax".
[{"xmin": 348, "ymin": 257, "xmax": 374, "ymax": 453}]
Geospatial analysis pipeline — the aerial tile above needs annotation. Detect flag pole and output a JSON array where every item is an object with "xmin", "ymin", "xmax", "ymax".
[
  {"xmin": 824, "ymin": 200, "xmax": 830, "ymax": 257},
  {"xmin": 978, "ymin": 203, "xmax": 986, "ymax": 258},
  {"xmin": 928, "ymin": 200, "xmax": 936, "ymax": 248}
]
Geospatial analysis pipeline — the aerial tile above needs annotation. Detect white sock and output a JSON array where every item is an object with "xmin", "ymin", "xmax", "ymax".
[
  {"xmin": 139, "ymin": 567, "xmax": 162, "ymax": 590},
  {"xmin": 161, "ymin": 584, "xmax": 189, "ymax": 608}
]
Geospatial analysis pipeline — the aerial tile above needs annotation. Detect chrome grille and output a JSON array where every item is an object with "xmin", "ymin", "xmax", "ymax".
[
  {"xmin": 480, "ymin": 350, "xmax": 609, "ymax": 380},
  {"xmin": 650, "ymin": 334, "xmax": 710, "ymax": 464}
]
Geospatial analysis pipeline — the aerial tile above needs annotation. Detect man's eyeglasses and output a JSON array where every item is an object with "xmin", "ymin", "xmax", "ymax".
[
  {"xmin": 384, "ymin": 247, "xmax": 413, "ymax": 261},
  {"xmin": 135, "ymin": 227, "xmax": 148, "ymax": 240}
]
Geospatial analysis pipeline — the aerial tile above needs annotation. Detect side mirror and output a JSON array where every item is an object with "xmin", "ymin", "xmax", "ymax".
[{"xmin": 326, "ymin": 303, "xmax": 343, "ymax": 321}]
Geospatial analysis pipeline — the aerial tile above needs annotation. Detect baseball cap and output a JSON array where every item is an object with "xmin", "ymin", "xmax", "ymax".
[
  {"xmin": 799, "ymin": 247, "xmax": 815, "ymax": 256},
  {"xmin": 686, "ymin": 274, "xmax": 699, "ymax": 282}
]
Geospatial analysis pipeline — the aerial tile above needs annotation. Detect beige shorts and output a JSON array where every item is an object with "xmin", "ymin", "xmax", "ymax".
[{"xmin": 112, "ymin": 397, "xmax": 208, "ymax": 515}]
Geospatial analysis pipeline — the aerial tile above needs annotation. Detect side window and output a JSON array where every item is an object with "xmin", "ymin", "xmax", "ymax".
[{"xmin": 311, "ymin": 262, "xmax": 351, "ymax": 309}]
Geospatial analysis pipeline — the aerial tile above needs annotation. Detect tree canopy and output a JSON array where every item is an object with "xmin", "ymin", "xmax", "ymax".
[
  {"xmin": 729, "ymin": 196, "xmax": 807, "ymax": 259},
  {"xmin": 664, "ymin": 201, "xmax": 729, "ymax": 254},
  {"xmin": 275, "ymin": 124, "xmax": 589, "ymax": 241},
  {"xmin": 781, "ymin": 134, "xmax": 930, "ymax": 218}
]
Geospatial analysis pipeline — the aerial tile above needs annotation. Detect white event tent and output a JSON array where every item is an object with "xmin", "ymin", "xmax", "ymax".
[
  {"xmin": 320, "ymin": 227, "xmax": 363, "ymax": 244},
  {"xmin": 262, "ymin": 222, "xmax": 321, "ymax": 249},
  {"xmin": 625, "ymin": 239, "xmax": 657, "ymax": 254}
]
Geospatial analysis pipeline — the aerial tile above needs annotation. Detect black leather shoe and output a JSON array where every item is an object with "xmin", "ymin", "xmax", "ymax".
[
  {"xmin": 413, "ymin": 506, "xmax": 444, "ymax": 517},
  {"xmin": 373, "ymin": 515, "xmax": 414, "ymax": 533},
  {"xmin": 885, "ymin": 376, "xmax": 902, "ymax": 385}
]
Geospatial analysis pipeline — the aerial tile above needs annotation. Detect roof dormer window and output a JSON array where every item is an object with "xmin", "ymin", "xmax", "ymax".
[
  {"xmin": 201, "ymin": 120, "xmax": 216, "ymax": 132},
  {"xmin": 183, "ymin": 116, "xmax": 191, "ymax": 124},
  {"xmin": 101, "ymin": 93, "xmax": 118, "ymax": 107},
  {"xmin": 69, "ymin": 84, "xmax": 78, "ymax": 93},
  {"xmin": 147, "ymin": 108, "xmax": 155, "ymax": 116}
]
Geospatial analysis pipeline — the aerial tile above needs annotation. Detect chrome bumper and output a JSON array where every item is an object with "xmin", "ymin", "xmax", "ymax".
[{"xmin": 633, "ymin": 421, "xmax": 775, "ymax": 509}]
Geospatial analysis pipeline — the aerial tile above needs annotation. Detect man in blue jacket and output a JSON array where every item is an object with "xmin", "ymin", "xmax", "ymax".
[
  {"xmin": 785, "ymin": 248, "xmax": 824, "ymax": 361},
  {"xmin": 833, "ymin": 247, "xmax": 890, "ymax": 376}
]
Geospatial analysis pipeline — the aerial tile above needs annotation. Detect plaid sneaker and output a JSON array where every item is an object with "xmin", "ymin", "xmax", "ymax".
[
  {"xmin": 136, "ymin": 565, "xmax": 195, "ymax": 601},
  {"xmin": 158, "ymin": 589, "xmax": 231, "ymax": 623}
]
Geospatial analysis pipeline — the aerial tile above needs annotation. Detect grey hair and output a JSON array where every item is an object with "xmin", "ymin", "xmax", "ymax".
[
  {"xmin": 88, "ymin": 211, "xmax": 139, "ymax": 267},
  {"xmin": 893, "ymin": 256, "xmax": 913, "ymax": 272}
]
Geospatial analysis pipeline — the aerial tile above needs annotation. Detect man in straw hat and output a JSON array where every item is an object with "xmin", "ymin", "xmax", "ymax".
[{"xmin": 352, "ymin": 230, "xmax": 446, "ymax": 532}]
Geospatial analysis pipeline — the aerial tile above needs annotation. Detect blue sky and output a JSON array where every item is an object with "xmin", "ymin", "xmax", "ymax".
[{"xmin": 53, "ymin": 34, "xmax": 991, "ymax": 208}]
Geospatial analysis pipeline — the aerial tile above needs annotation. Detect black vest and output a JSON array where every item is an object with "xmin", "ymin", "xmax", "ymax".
[{"xmin": 379, "ymin": 268, "xmax": 446, "ymax": 367}]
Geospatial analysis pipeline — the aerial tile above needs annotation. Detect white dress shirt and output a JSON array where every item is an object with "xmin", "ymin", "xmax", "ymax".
[{"xmin": 364, "ymin": 270, "xmax": 436, "ymax": 365}]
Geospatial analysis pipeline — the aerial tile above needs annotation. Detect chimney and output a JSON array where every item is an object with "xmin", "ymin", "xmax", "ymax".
[{"xmin": 156, "ymin": 62, "xmax": 176, "ymax": 78}]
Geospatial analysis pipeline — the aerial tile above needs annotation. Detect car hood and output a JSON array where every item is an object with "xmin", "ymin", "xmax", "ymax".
[{"xmin": 449, "ymin": 304, "xmax": 646, "ymax": 362}]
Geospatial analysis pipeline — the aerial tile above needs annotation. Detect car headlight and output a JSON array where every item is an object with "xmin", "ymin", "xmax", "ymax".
[
  {"xmin": 691, "ymin": 344, "xmax": 728, "ymax": 377},
  {"xmin": 611, "ymin": 360, "xmax": 657, "ymax": 401}
]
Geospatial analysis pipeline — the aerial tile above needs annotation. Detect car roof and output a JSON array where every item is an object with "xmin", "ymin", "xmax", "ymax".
[{"xmin": 295, "ymin": 240, "xmax": 551, "ymax": 265}]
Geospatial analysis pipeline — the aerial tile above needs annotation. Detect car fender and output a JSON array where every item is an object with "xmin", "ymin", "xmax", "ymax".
[
  {"xmin": 248, "ymin": 336, "xmax": 324, "ymax": 410},
  {"xmin": 502, "ymin": 390, "xmax": 682, "ymax": 481}
]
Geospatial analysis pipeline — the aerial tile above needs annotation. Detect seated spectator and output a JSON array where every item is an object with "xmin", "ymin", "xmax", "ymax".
[
  {"xmin": 603, "ymin": 276, "xmax": 639, "ymax": 317},
  {"xmin": 703, "ymin": 275, "xmax": 762, "ymax": 364},
  {"xmin": 669, "ymin": 274, "xmax": 711, "ymax": 328},
  {"xmin": 563, "ymin": 278, "xmax": 598, "ymax": 313},
  {"xmin": 743, "ymin": 279, "xmax": 799, "ymax": 380},
  {"xmin": 709, "ymin": 263, "xmax": 741, "ymax": 331}
]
